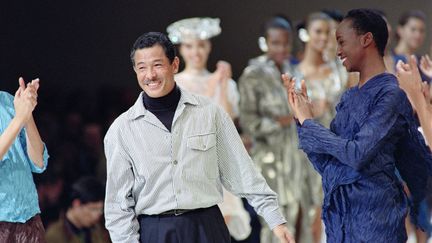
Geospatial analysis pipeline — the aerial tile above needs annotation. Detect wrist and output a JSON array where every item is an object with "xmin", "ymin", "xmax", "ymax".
[
  {"xmin": 298, "ymin": 115, "xmax": 312, "ymax": 125},
  {"xmin": 11, "ymin": 116, "xmax": 26, "ymax": 128}
]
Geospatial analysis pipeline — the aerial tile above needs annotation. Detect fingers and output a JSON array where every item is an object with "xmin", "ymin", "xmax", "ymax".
[
  {"xmin": 396, "ymin": 60, "xmax": 406, "ymax": 73},
  {"xmin": 19, "ymin": 77, "xmax": 26, "ymax": 90},
  {"xmin": 409, "ymin": 55, "xmax": 418, "ymax": 67},
  {"xmin": 15, "ymin": 86, "xmax": 22, "ymax": 97},
  {"xmin": 426, "ymin": 54, "xmax": 432, "ymax": 66},
  {"xmin": 300, "ymin": 79, "xmax": 308, "ymax": 98},
  {"xmin": 30, "ymin": 78, "xmax": 40, "ymax": 91},
  {"xmin": 282, "ymin": 73, "xmax": 295, "ymax": 91},
  {"xmin": 17, "ymin": 77, "xmax": 40, "ymax": 104},
  {"xmin": 397, "ymin": 59, "xmax": 413, "ymax": 73},
  {"xmin": 408, "ymin": 55, "xmax": 422, "ymax": 77}
]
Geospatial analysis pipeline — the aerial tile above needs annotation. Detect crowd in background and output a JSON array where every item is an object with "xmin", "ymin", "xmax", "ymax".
[{"xmin": 27, "ymin": 8, "xmax": 432, "ymax": 243}]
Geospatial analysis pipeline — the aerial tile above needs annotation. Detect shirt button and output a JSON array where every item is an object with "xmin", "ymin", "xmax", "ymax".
[{"xmin": 173, "ymin": 160, "xmax": 178, "ymax": 165}]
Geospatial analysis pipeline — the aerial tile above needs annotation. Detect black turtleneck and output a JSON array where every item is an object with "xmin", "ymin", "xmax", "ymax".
[{"xmin": 142, "ymin": 84, "xmax": 181, "ymax": 132}]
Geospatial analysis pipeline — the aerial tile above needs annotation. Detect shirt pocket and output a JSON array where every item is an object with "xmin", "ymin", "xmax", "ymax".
[
  {"xmin": 185, "ymin": 132, "xmax": 218, "ymax": 179},
  {"xmin": 187, "ymin": 133, "xmax": 216, "ymax": 151}
]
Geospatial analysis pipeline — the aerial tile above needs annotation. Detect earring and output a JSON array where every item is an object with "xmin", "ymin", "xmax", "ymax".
[
  {"xmin": 258, "ymin": 36, "xmax": 268, "ymax": 52},
  {"xmin": 298, "ymin": 28, "xmax": 310, "ymax": 43}
]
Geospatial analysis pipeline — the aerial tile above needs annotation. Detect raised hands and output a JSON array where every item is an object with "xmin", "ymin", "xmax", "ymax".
[
  {"xmin": 14, "ymin": 77, "xmax": 40, "ymax": 126},
  {"xmin": 396, "ymin": 55, "xmax": 428, "ymax": 110},
  {"xmin": 206, "ymin": 60, "xmax": 232, "ymax": 97},
  {"xmin": 419, "ymin": 54, "xmax": 432, "ymax": 79},
  {"xmin": 282, "ymin": 73, "xmax": 313, "ymax": 125}
]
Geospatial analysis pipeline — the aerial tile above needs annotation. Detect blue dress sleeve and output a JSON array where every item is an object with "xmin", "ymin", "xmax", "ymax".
[
  {"xmin": 295, "ymin": 120, "xmax": 331, "ymax": 175},
  {"xmin": 297, "ymin": 88, "xmax": 403, "ymax": 171}
]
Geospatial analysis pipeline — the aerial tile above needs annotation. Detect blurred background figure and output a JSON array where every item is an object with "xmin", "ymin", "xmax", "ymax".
[
  {"xmin": 168, "ymin": 17, "xmax": 239, "ymax": 118},
  {"xmin": 239, "ymin": 15, "xmax": 299, "ymax": 243},
  {"xmin": 292, "ymin": 12, "xmax": 347, "ymax": 243},
  {"xmin": 45, "ymin": 176, "xmax": 110, "ymax": 243},
  {"xmin": 293, "ymin": 12, "xmax": 347, "ymax": 127},
  {"xmin": 393, "ymin": 10, "xmax": 431, "ymax": 83},
  {"xmin": 373, "ymin": 10, "xmax": 396, "ymax": 73},
  {"xmin": 167, "ymin": 17, "xmax": 251, "ymax": 242}
]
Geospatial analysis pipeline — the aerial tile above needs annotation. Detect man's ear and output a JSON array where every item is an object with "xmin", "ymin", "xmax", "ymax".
[
  {"xmin": 172, "ymin": 56, "xmax": 180, "ymax": 74},
  {"xmin": 360, "ymin": 32, "xmax": 374, "ymax": 48}
]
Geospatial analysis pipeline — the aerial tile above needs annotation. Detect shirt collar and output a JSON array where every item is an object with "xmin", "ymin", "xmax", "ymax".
[{"xmin": 128, "ymin": 87, "xmax": 199, "ymax": 120}]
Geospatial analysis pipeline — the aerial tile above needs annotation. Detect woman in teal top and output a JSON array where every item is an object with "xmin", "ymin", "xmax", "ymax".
[{"xmin": 0, "ymin": 78, "xmax": 49, "ymax": 242}]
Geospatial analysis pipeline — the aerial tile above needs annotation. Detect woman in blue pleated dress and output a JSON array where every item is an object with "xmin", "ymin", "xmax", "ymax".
[{"xmin": 283, "ymin": 9, "xmax": 432, "ymax": 243}]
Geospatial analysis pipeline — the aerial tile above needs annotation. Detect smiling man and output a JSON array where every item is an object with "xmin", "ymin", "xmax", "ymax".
[{"xmin": 103, "ymin": 32, "xmax": 294, "ymax": 243}]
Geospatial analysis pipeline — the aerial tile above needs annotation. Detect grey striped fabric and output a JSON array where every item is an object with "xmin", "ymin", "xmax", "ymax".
[{"xmin": 104, "ymin": 89, "xmax": 286, "ymax": 242}]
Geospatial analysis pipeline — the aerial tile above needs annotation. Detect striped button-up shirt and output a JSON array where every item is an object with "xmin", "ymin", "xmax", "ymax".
[{"xmin": 104, "ymin": 89, "xmax": 286, "ymax": 242}]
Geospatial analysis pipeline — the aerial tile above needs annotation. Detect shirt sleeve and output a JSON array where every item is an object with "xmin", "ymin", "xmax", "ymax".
[
  {"xmin": 295, "ymin": 120, "xmax": 331, "ymax": 175},
  {"xmin": 104, "ymin": 125, "xmax": 140, "ymax": 243},
  {"xmin": 215, "ymin": 106, "xmax": 286, "ymax": 229},
  {"xmin": 298, "ymin": 88, "xmax": 404, "ymax": 171}
]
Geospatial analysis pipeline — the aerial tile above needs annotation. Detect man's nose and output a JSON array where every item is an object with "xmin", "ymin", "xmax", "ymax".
[{"xmin": 146, "ymin": 68, "xmax": 157, "ymax": 79}]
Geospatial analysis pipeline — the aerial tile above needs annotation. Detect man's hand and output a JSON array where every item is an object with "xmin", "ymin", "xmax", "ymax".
[{"xmin": 273, "ymin": 224, "xmax": 295, "ymax": 243}]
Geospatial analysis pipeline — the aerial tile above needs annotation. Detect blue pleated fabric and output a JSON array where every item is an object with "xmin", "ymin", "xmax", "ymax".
[{"xmin": 297, "ymin": 73, "xmax": 432, "ymax": 242}]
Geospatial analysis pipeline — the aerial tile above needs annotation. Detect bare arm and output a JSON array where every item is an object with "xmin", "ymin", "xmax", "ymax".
[
  {"xmin": 397, "ymin": 56, "xmax": 432, "ymax": 149},
  {"xmin": 1, "ymin": 78, "xmax": 38, "ymax": 160},
  {"xmin": 25, "ymin": 115, "xmax": 45, "ymax": 168},
  {"xmin": 0, "ymin": 117, "xmax": 25, "ymax": 160}
]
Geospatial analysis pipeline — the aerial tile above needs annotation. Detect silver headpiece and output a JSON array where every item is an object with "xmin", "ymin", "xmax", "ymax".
[{"xmin": 167, "ymin": 17, "xmax": 221, "ymax": 44}]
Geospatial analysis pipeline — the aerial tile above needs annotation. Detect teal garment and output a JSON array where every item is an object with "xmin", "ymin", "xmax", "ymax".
[{"xmin": 0, "ymin": 91, "xmax": 49, "ymax": 223}]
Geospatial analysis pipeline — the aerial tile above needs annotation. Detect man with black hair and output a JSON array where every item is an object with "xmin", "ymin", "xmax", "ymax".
[
  {"xmin": 45, "ymin": 177, "xmax": 109, "ymax": 243},
  {"xmin": 104, "ymin": 32, "xmax": 294, "ymax": 243},
  {"xmin": 284, "ymin": 8, "xmax": 432, "ymax": 242}
]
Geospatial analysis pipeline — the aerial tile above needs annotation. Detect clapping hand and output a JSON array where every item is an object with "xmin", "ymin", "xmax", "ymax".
[
  {"xmin": 419, "ymin": 54, "xmax": 432, "ymax": 79},
  {"xmin": 396, "ymin": 55, "xmax": 427, "ymax": 110},
  {"xmin": 282, "ymin": 73, "xmax": 313, "ymax": 125},
  {"xmin": 13, "ymin": 77, "xmax": 39, "ymax": 126}
]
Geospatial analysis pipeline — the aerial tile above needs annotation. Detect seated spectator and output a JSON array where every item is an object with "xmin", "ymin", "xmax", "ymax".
[{"xmin": 45, "ymin": 176, "xmax": 110, "ymax": 243}]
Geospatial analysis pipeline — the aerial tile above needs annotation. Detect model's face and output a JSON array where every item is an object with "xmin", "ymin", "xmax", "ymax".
[
  {"xmin": 336, "ymin": 19, "xmax": 364, "ymax": 72},
  {"xmin": 76, "ymin": 201, "xmax": 104, "ymax": 228},
  {"xmin": 398, "ymin": 18, "xmax": 426, "ymax": 51},
  {"xmin": 133, "ymin": 45, "xmax": 179, "ymax": 98},
  {"xmin": 179, "ymin": 39, "xmax": 211, "ymax": 69},
  {"xmin": 307, "ymin": 19, "xmax": 330, "ymax": 53},
  {"xmin": 266, "ymin": 28, "xmax": 291, "ymax": 66}
]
